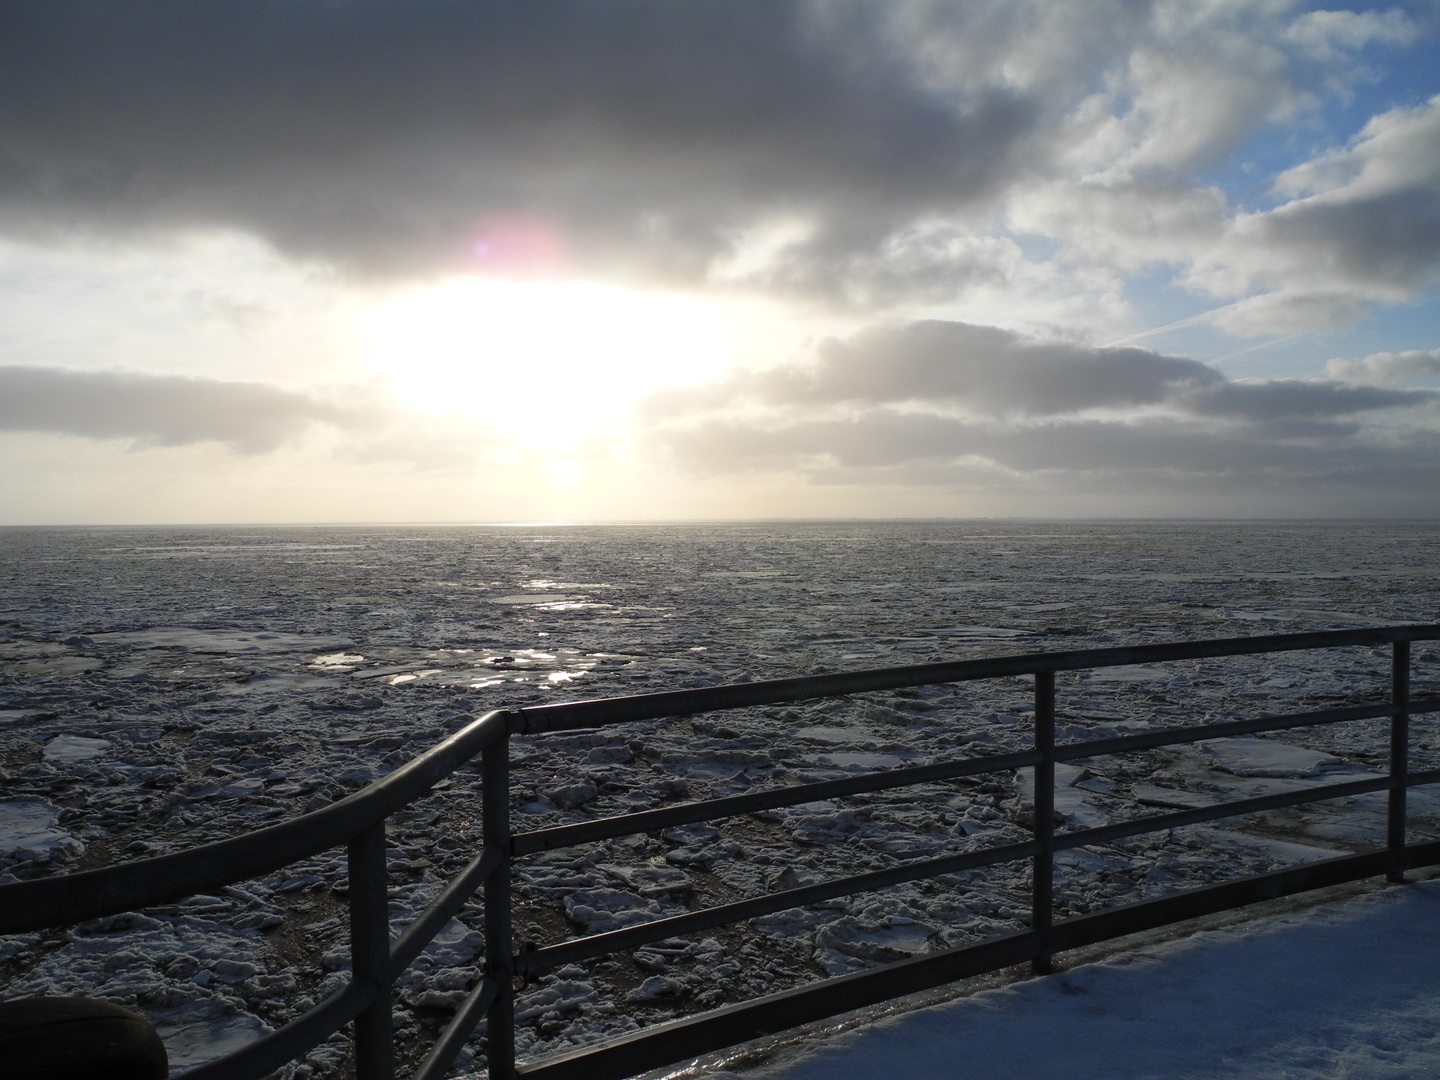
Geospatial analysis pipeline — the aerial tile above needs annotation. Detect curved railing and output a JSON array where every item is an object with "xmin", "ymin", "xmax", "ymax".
[{"xmin": 2, "ymin": 625, "xmax": 1439, "ymax": 1080}]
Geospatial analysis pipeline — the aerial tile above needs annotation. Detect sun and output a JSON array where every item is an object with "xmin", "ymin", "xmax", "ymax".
[{"xmin": 364, "ymin": 278, "xmax": 756, "ymax": 452}]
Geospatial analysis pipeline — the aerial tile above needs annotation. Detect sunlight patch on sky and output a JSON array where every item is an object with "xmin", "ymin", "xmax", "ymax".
[{"xmin": 363, "ymin": 278, "xmax": 799, "ymax": 452}]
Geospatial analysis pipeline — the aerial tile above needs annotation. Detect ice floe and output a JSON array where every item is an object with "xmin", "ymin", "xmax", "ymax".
[
  {"xmin": 1201, "ymin": 737, "xmax": 1344, "ymax": 778},
  {"xmin": 43, "ymin": 733, "xmax": 112, "ymax": 762},
  {"xmin": 0, "ymin": 799, "xmax": 81, "ymax": 861}
]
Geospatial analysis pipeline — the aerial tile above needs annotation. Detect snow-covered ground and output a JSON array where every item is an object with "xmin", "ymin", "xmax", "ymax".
[
  {"xmin": 669, "ymin": 878, "xmax": 1440, "ymax": 1080},
  {"xmin": 2, "ymin": 522, "xmax": 1438, "ymax": 1076}
]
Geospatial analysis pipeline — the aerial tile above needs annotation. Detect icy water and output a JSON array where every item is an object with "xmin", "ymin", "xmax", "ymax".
[{"xmin": 1, "ymin": 521, "xmax": 1439, "ymax": 1076}]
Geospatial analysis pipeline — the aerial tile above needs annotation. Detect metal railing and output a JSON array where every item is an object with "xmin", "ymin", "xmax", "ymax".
[{"xmin": 2, "ymin": 624, "xmax": 1439, "ymax": 1080}]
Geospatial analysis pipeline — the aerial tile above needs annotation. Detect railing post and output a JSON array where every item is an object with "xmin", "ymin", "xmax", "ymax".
[
  {"xmin": 1388, "ymin": 639, "xmax": 1411, "ymax": 883},
  {"xmin": 1031, "ymin": 668, "xmax": 1056, "ymax": 975},
  {"xmin": 349, "ymin": 820, "xmax": 394, "ymax": 1080},
  {"xmin": 484, "ymin": 729, "xmax": 517, "ymax": 1080}
]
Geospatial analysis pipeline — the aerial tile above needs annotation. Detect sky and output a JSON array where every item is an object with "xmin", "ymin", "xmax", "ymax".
[{"xmin": 2, "ymin": 0, "xmax": 1440, "ymax": 524}]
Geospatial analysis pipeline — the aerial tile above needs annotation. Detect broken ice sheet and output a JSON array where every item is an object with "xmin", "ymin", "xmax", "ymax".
[
  {"xmin": 814, "ymin": 916, "xmax": 939, "ymax": 975},
  {"xmin": 817, "ymin": 752, "xmax": 910, "ymax": 769},
  {"xmin": 794, "ymin": 726, "xmax": 869, "ymax": 745},
  {"xmin": 1200, "ymin": 737, "xmax": 1344, "ymax": 778},
  {"xmin": 42, "ymin": 734, "xmax": 112, "ymax": 762},
  {"xmin": 309, "ymin": 652, "xmax": 365, "ymax": 670},
  {"xmin": 915, "ymin": 626, "xmax": 1032, "ymax": 639},
  {"xmin": 154, "ymin": 1007, "xmax": 272, "ymax": 1072},
  {"xmin": 1088, "ymin": 664, "xmax": 1166, "ymax": 683},
  {"xmin": 563, "ymin": 887, "xmax": 670, "ymax": 933},
  {"xmin": 1200, "ymin": 829, "xmax": 1350, "ymax": 866},
  {"xmin": 3, "ymin": 654, "xmax": 106, "ymax": 677},
  {"xmin": 0, "ymin": 799, "xmax": 83, "ymax": 862},
  {"xmin": 89, "ymin": 628, "xmax": 355, "ymax": 653},
  {"xmin": 1016, "ymin": 764, "xmax": 1126, "ymax": 831}
]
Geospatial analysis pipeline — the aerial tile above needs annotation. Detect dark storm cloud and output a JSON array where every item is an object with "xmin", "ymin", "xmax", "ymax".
[
  {"xmin": 646, "ymin": 320, "xmax": 1440, "ymax": 495},
  {"xmin": 0, "ymin": 366, "xmax": 356, "ymax": 452},
  {"xmin": 647, "ymin": 321, "xmax": 1434, "ymax": 421},
  {"xmin": 1244, "ymin": 95, "xmax": 1440, "ymax": 298},
  {"xmin": 1188, "ymin": 378, "xmax": 1428, "ymax": 421},
  {"xmin": 0, "ymin": 0, "xmax": 1046, "ymax": 287},
  {"xmin": 664, "ymin": 412, "xmax": 1406, "ymax": 475},
  {"xmin": 1257, "ymin": 188, "xmax": 1440, "ymax": 294},
  {"xmin": 661, "ymin": 410, "xmax": 1440, "ymax": 502}
]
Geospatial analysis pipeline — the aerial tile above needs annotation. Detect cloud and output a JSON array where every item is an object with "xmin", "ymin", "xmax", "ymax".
[
  {"xmin": 0, "ymin": 1, "xmax": 1049, "ymax": 287},
  {"xmin": 662, "ymin": 412, "xmax": 1438, "ymax": 480},
  {"xmin": 1326, "ymin": 347, "xmax": 1440, "ymax": 384},
  {"xmin": 1, "ymin": 0, "xmax": 1426, "ymax": 323},
  {"xmin": 1260, "ymin": 95, "xmax": 1440, "ymax": 291},
  {"xmin": 650, "ymin": 320, "xmax": 1433, "ymax": 421},
  {"xmin": 0, "ymin": 366, "xmax": 361, "ymax": 452},
  {"xmin": 645, "ymin": 320, "xmax": 1440, "ymax": 501},
  {"xmin": 0, "ymin": 364, "xmax": 531, "ymax": 477},
  {"xmin": 1192, "ymin": 94, "xmax": 1440, "ymax": 333}
]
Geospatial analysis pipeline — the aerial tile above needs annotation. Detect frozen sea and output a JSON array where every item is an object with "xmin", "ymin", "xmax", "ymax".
[{"xmin": 1, "ymin": 521, "xmax": 1439, "ymax": 1077}]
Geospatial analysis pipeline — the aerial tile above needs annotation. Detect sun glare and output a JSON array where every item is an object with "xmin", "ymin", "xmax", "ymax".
[{"xmin": 366, "ymin": 279, "xmax": 750, "ymax": 451}]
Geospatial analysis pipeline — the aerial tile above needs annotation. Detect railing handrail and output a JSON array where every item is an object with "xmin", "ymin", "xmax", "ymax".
[
  {"xmin": 5, "ymin": 624, "xmax": 1436, "ymax": 932},
  {"xmin": 0, "ymin": 709, "xmax": 510, "ymax": 934},
  {"xmin": 1, "ymin": 622, "xmax": 1437, "ymax": 1080},
  {"xmin": 511, "ymin": 624, "xmax": 1440, "ymax": 733}
]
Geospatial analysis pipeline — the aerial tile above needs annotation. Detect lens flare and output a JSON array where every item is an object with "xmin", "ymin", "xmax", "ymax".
[{"xmin": 467, "ymin": 214, "xmax": 570, "ymax": 278}]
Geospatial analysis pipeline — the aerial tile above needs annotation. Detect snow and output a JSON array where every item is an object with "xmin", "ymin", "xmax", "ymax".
[{"xmin": 675, "ymin": 880, "xmax": 1440, "ymax": 1080}]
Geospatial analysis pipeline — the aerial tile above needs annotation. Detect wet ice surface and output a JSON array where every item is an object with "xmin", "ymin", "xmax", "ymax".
[{"xmin": 0, "ymin": 521, "xmax": 1438, "ymax": 1076}]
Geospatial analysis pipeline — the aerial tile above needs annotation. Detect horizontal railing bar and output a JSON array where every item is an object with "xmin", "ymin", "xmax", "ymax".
[
  {"xmin": 524, "ymin": 766, "xmax": 1426, "ymax": 976},
  {"xmin": 5, "ymin": 629, "xmax": 1431, "ymax": 933},
  {"xmin": 1054, "ymin": 774, "xmax": 1393, "ymax": 852},
  {"xmin": 513, "ymin": 749, "xmax": 1042, "ymax": 856},
  {"xmin": 173, "ymin": 977, "xmax": 375, "ymax": 1080},
  {"xmin": 391, "ymin": 843, "xmax": 505, "ymax": 975},
  {"xmin": 0, "ymin": 711, "xmax": 512, "ymax": 934},
  {"xmin": 1056, "ymin": 698, "xmax": 1440, "ymax": 763},
  {"xmin": 513, "ymin": 625, "xmax": 1440, "ymax": 734},
  {"xmin": 517, "ymin": 837, "xmax": 1440, "ymax": 1080},
  {"xmin": 411, "ymin": 975, "xmax": 502, "ymax": 1080},
  {"xmin": 519, "ymin": 840, "xmax": 1040, "ymax": 975},
  {"xmin": 515, "ymin": 699, "xmax": 1440, "ymax": 859},
  {"xmin": 516, "ymin": 930, "xmax": 1041, "ymax": 1080}
]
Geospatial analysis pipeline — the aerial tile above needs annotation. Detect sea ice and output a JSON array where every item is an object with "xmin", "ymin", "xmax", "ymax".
[
  {"xmin": 89, "ymin": 628, "xmax": 354, "ymax": 653},
  {"xmin": 564, "ymin": 888, "xmax": 668, "ymax": 933},
  {"xmin": 155, "ymin": 1007, "xmax": 273, "ymax": 1073},
  {"xmin": 42, "ymin": 733, "xmax": 112, "ymax": 762},
  {"xmin": 1201, "ymin": 737, "xmax": 1344, "ymax": 778},
  {"xmin": 0, "ymin": 799, "xmax": 80, "ymax": 861},
  {"xmin": 2, "ymin": 520, "xmax": 1437, "ymax": 1075}
]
